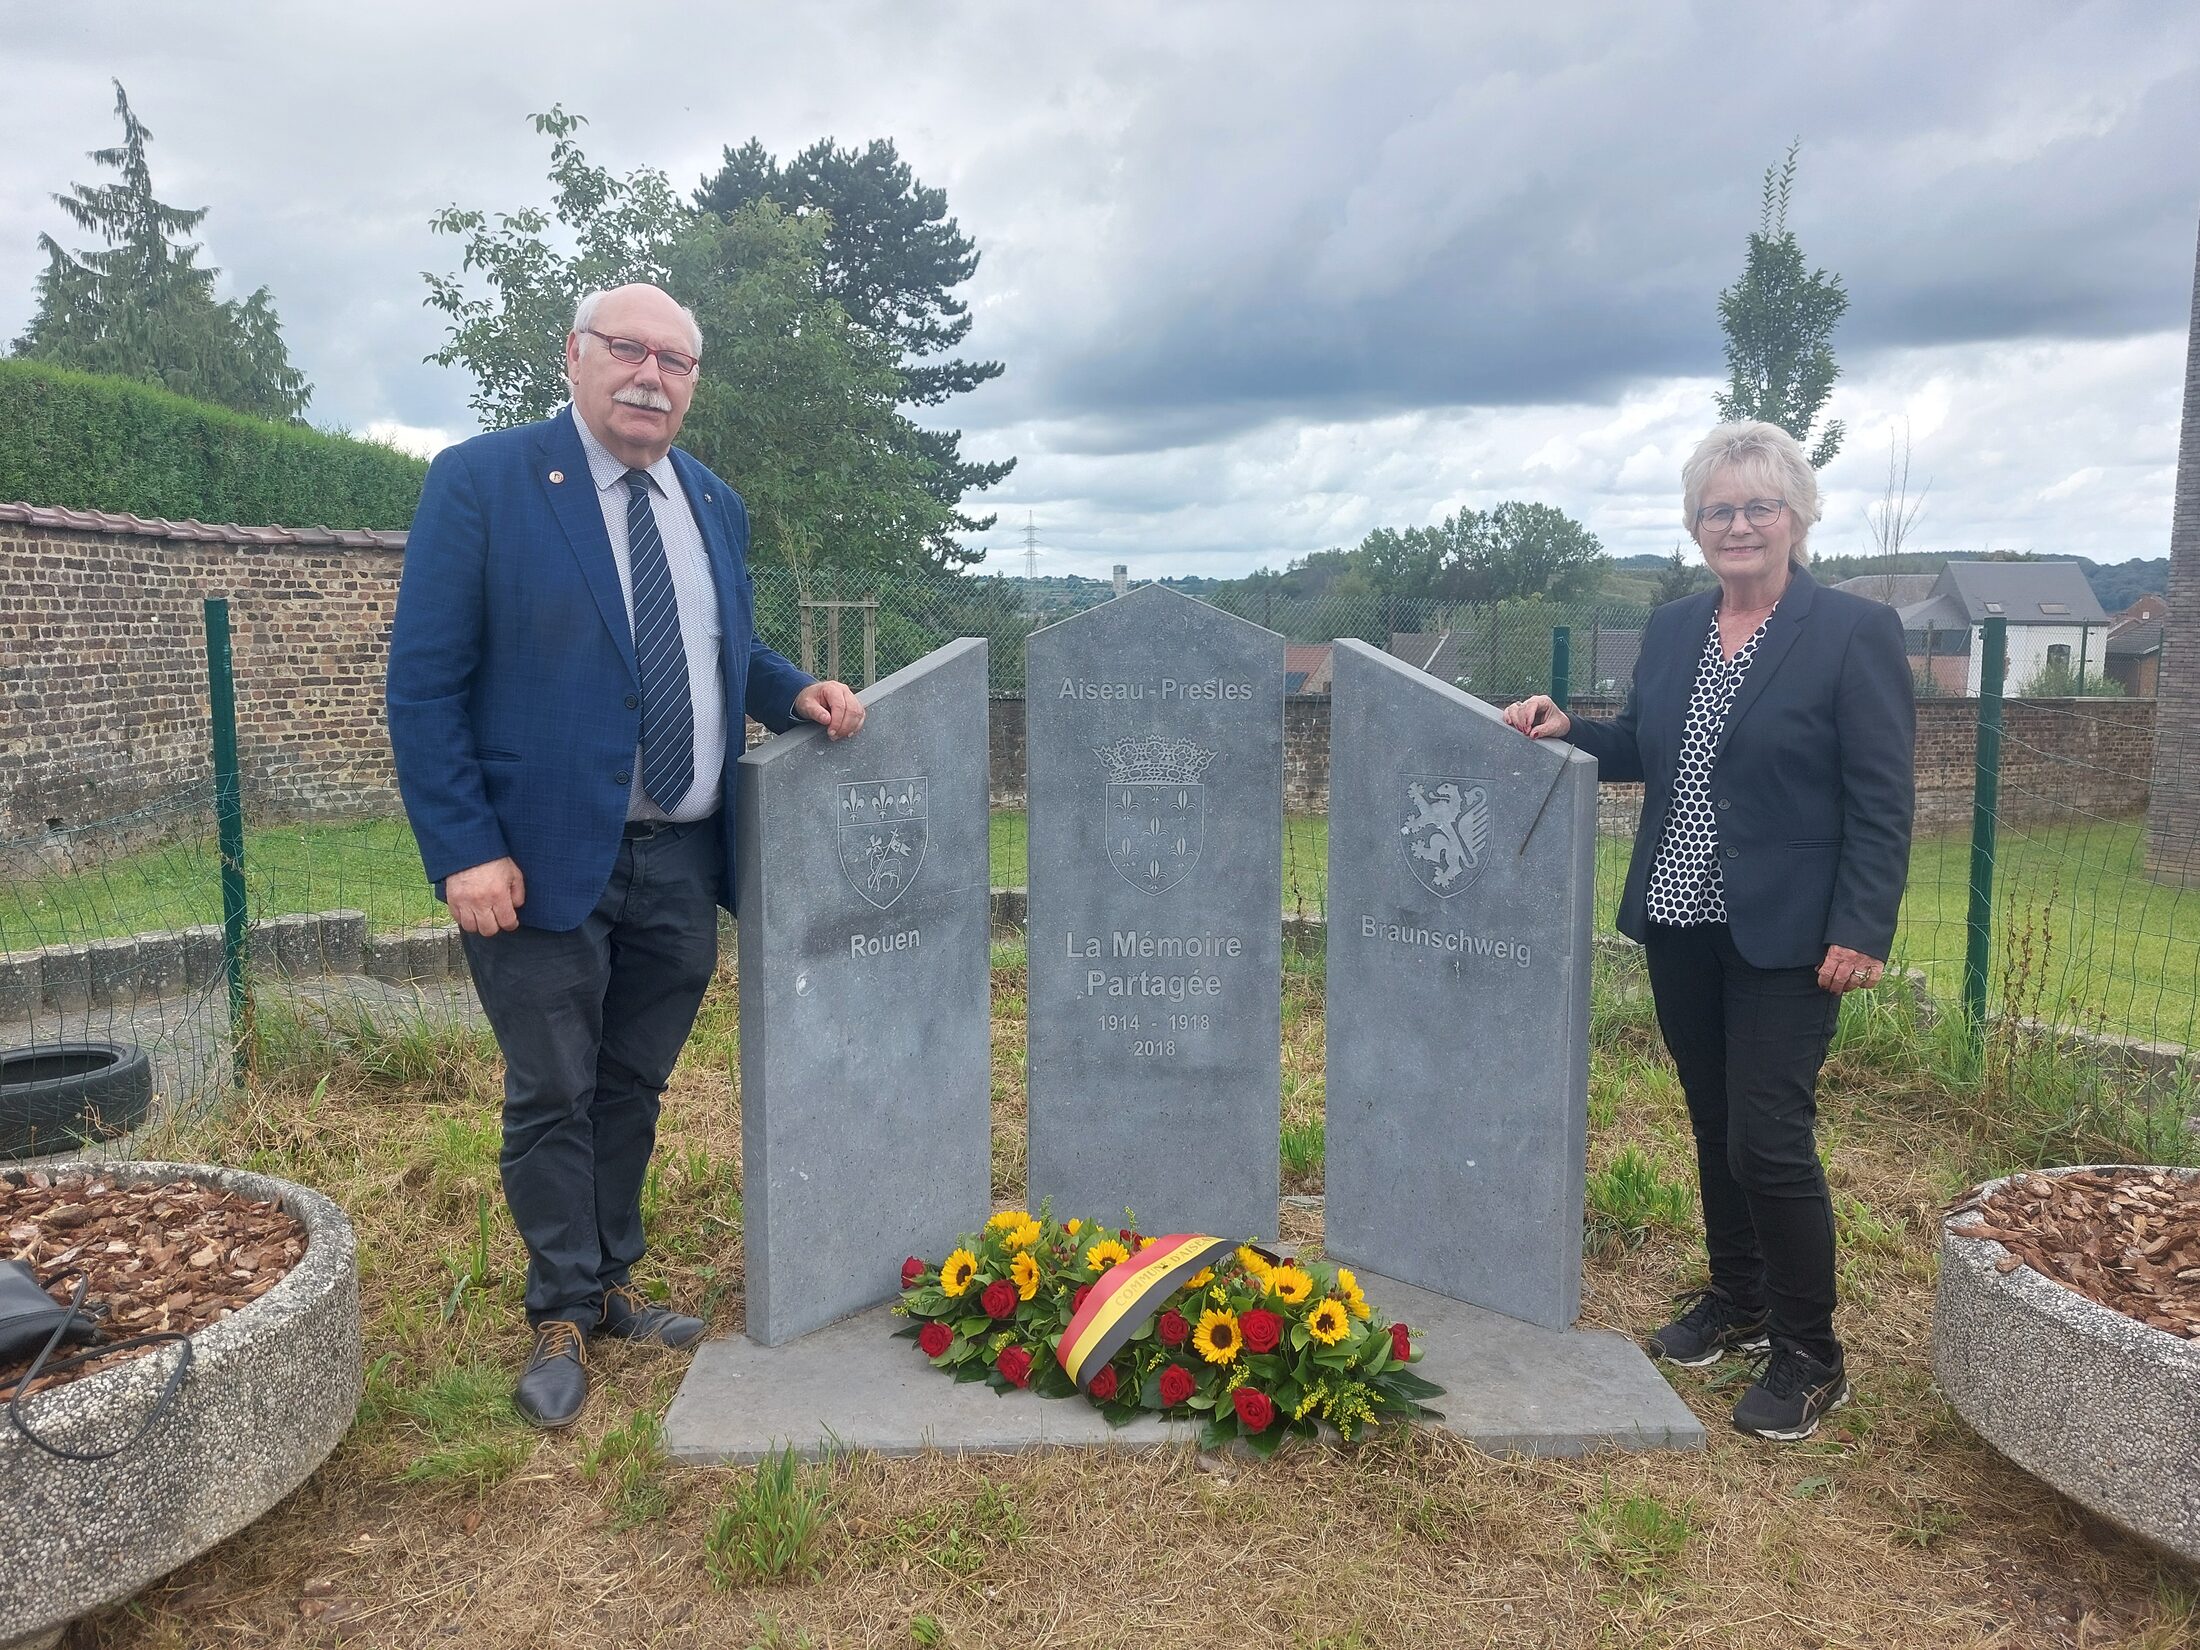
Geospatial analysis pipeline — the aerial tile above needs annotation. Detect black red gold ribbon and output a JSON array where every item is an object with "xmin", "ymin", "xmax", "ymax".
[{"xmin": 1056, "ymin": 1233, "xmax": 1233, "ymax": 1390}]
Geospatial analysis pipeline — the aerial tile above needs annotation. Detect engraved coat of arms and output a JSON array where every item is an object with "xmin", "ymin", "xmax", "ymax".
[
  {"xmin": 1400, "ymin": 777, "xmax": 1492, "ymax": 898},
  {"xmin": 838, "ymin": 778, "xmax": 927, "ymax": 909},
  {"xmin": 1099, "ymin": 735, "xmax": 1215, "ymax": 895}
]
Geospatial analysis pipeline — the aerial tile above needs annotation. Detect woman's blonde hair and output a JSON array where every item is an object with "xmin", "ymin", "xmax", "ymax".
[{"xmin": 1681, "ymin": 421, "xmax": 1822, "ymax": 565}]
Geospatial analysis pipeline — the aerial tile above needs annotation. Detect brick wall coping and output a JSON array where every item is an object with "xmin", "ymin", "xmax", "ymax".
[{"xmin": 0, "ymin": 501, "xmax": 405, "ymax": 551}]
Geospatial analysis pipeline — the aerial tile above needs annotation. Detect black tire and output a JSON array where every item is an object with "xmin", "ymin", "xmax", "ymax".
[{"xmin": 0, "ymin": 1042, "xmax": 154, "ymax": 1161}]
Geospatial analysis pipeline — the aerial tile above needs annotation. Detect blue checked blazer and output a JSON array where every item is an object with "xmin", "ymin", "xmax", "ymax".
[
  {"xmin": 1559, "ymin": 566, "xmax": 1916, "ymax": 970},
  {"xmin": 386, "ymin": 407, "xmax": 814, "ymax": 932}
]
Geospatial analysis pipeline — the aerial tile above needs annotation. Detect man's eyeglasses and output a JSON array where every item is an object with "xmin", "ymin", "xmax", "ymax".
[
  {"xmin": 1695, "ymin": 499, "xmax": 1786, "ymax": 532},
  {"xmin": 582, "ymin": 329, "xmax": 699, "ymax": 377}
]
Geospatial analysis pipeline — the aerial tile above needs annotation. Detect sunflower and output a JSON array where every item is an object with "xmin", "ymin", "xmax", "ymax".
[
  {"xmin": 1183, "ymin": 1268, "xmax": 1214, "ymax": 1292},
  {"xmin": 985, "ymin": 1209, "xmax": 1029, "ymax": 1233},
  {"xmin": 1011, "ymin": 1250, "xmax": 1041, "ymax": 1302},
  {"xmin": 1335, "ymin": 1266, "xmax": 1372, "ymax": 1320},
  {"xmin": 1307, "ymin": 1299, "xmax": 1350, "ymax": 1344},
  {"xmin": 1235, "ymin": 1245, "xmax": 1273, "ymax": 1286},
  {"xmin": 940, "ymin": 1248, "xmax": 978, "ymax": 1298},
  {"xmin": 1085, "ymin": 1239, "xmax": 1131, "ymax": 1272},
  {"xmin": 1004, "ymin": 1216, "xmax": 1043, "ymax": 1251},
  {"xmin": 1065, "ymin": 1218, "xmax": 1084, "ymax": 1237},
  {"xmin": 1191, "ymin": 1308, "xmax": 1242, "ymax": 1365},
  {"xmin": 1268, "ymin": 1264, "xmax": 1314, "ymax": 1305}
]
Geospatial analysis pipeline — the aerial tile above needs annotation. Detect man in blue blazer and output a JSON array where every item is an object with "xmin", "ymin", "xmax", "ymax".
[{"xmin": 387, "ymin": 283, "xmax": 864, "ymax": 1427}]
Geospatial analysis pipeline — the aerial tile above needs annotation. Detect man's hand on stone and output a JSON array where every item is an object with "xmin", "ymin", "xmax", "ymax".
[
  {"xmin": 793, "ymin": 680, "xmax": 866, "ymax": 741},
  {"xmin": 447, "ymin": 857, "xmax": 526, "ymax": 935}
]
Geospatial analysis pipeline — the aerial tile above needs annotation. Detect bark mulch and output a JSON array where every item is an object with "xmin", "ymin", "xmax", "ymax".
[
  {"xmin": 1, "ymin": 1171, "xmax": 305, "ymax": 1400},
  {"xmin": 1952, "ymin": 1166, "xmax": 2200, "ymax": 1339}
]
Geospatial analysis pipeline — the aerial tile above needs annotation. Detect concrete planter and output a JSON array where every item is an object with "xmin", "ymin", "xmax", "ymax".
[
  {"xmin": 0, "ymin": 1161, "xmax": 362, "ymax": 1650},
  {"xmin": 1934, "ymin": 1164, "xmax": 2200, "ymax": 1564}
]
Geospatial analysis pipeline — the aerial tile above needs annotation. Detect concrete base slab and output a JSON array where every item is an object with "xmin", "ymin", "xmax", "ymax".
[{"xmin": 664, "ymin": 1267, "xmax": 1703, "ymax": 1464}]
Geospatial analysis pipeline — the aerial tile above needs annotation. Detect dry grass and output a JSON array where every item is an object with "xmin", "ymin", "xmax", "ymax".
[{"xmin": 69, "ymin": 960, "xmax": 2200, "ymax": 1650}]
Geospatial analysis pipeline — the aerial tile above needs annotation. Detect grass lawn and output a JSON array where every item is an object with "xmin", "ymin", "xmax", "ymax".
[
  {"xmin": 9, "ymin": 809, "xmax": 2196, "ymax": 1046},
  {"xmin": 65, "ymin": 960, "xmax": 2197, "ymax": 1648}
]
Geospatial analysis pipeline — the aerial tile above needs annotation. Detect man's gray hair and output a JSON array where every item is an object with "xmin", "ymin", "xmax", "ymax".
[
  {"xmin": 1681, "ymin": 420, "xmax": 1822, "ymax": 565},
  {"xmin": 570, "ymin": 287, "xmax": 704, "ymax": 357}
]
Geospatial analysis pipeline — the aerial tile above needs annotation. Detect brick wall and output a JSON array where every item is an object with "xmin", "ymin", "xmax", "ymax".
[
  {"xmin": 0, "ymin": 516, "xmax": 2167, "ymax": 847},
  {"xmin": 1, "ymin": 521, "xmax": 403, "ymax": 840}
]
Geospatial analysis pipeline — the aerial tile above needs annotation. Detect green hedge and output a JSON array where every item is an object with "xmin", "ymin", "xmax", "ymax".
[{"xmin": 0, "ymin": 358, "xmax": 426, "ymax": 528}]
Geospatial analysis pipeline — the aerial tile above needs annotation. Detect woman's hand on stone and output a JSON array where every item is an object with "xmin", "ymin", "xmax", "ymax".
[
  {"xmin": 1501, "ymin": 695, "xmax": 1571, "ymax": 740},
  {"xmin": 1817, "ymin": 944, "xmax": 1886, "ymax": 995}
]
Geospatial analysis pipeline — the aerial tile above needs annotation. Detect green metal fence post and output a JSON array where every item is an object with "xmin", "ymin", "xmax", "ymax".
[
  {"xmin": 1550, "ymin": 625, "xmax": 1571, "ymax": 711},
  {"xmin": 203, "ymin": 598, "xmax": 251, "ymax": 1078},
  {"xmin": 1962, "ymin": 616, "xmax": 2008, "ymax": 1047}
]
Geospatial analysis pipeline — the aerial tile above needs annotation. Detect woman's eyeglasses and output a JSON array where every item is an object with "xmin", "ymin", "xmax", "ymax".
[{"xmin": 1695, "ymin": 499, "xmax": 1786, "ymax": 532}]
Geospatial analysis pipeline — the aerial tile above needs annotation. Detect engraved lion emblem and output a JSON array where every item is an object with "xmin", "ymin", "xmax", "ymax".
[{"xmin": 1400, "ymin": 778, "xmax": 1492, "ymax": 898}]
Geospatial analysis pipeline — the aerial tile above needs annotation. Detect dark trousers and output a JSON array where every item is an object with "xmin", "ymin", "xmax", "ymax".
[
  {"xmin": 1642, "ymin": 922, "xmax": 1843, "ymax": 1364},
  {"xmin": 461, "ymin": 819, "xmax": 723, "ymax": 1329}
]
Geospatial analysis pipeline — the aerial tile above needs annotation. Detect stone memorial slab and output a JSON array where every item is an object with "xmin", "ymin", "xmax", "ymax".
[
  {"xmin": 1025, "ymin": 585, "xmax": 1283, "ymax": 1239},
  {"xmin": 736, "ymin": 638, "xmax": 992, "ymax": 1346},
  {"xmin": 1323, "ymin": 640, "xmax": 1597, "ymax": 1332},
  {"xmin": 663, "ymin": 1260, "xmax": 1701, "ymax": 1463}
]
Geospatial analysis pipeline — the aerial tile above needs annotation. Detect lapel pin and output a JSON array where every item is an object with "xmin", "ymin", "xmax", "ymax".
[
  {"xmin": 549, "ymin": 470, "xmax": 565, "ymax": 484},
  {"xmin": 704, "ymin": 492, "xmax": 712, "ymax": 502}
]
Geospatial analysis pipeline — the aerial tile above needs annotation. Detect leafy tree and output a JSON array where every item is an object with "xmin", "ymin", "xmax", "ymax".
[
  {"xmin": 1462, "ymin": 501, "xmax": 1607, "ymax": 604},
  {"xmin": 423, "ymin": 110, "xmax": 964, "ymax": 573},
  {"xmin": 423, "ymin": 106, "xmax": 689, "ymax": 428},
  {"xmin": 695, "ymin": 136, "xmax": 1013, "ymax": 549},
  {"xmin": 1715, "ymin": 142, "xmax": 1847, "ymax": 468},
  {"xmin": 13, "ymin": 81, "xmax": 311, "ymax": 421}
]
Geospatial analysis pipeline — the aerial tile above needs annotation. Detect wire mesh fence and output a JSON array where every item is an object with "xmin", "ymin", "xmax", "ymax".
[{"xmin": 2, "ymin": 594, "xmax": 2193, "ymax": 1164}]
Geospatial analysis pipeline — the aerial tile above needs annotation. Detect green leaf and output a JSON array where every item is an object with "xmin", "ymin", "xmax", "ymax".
[
  {"xmin": 951, "ymin": 1361, "xmax": 990, "ymax": 1385},
  {"xmin": 956, "ymin": 1316, "xmax": 991, "ymax": 1338},
  {"xmin": 1242, "ymin": 1425, "xmax": 1284, "ymax": 1459}
]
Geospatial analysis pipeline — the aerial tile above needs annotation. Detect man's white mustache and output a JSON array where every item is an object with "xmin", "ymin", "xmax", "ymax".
[{"xmin": 613, "ymin": 387, "xmax": 674, "ymax": 414}]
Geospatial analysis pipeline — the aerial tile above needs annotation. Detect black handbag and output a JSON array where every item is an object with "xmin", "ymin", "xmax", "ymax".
[{"xmin": 1, "ymin": 1258, "xmax": 193, "ymax": 1461}]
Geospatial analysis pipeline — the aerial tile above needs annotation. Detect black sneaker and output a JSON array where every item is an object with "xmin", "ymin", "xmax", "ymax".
[
  {"xmin": 1732, "ymin": 1344, "xmax": 1850, "ymax": 1441},
  {"xmin": 1645, "ymin": 1286, "xmax": 1769, "ymax": 1367}
]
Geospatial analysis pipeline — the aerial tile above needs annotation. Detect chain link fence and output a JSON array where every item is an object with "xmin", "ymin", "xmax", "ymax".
[{"xmin": 3, "ymin": 596, "xmax": 2192, "ymax": 1163}]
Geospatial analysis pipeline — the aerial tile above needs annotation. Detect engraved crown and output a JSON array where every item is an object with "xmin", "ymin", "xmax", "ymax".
[{"xmin": 1095, "ymin": 735, "xmax": 1216, "ymax": 785}]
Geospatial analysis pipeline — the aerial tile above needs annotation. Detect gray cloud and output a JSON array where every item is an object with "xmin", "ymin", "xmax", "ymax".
[{"xmin": 0, "ymin": 0, "xmax": 2192, "ymax": 573}]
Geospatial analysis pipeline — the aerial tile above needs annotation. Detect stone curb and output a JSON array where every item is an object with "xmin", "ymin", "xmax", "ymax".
[
  {"xmin": 1933, "ymin": 1164, "xmax": 2200, "ymax": 1564},
  {"xmin": 0, "ymin": 911, "xmax": 471, "ymax": 1019},
  {"xmin": 0, "ymin": 1160, "xmax": 363, "ymax": 1647}
]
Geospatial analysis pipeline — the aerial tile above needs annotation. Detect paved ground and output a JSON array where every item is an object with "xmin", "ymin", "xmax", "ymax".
[{"xmin": 664, "ymin": 1266, "xmax": 1705, "ymax": 1464}]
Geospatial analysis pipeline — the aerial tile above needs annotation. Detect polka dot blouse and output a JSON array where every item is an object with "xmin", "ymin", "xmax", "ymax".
[{"xmin": 1644, "ymin": 606, "xmax": 1777, "ymax": 926}]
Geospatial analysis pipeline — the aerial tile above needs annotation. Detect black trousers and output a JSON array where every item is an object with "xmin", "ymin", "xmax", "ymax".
[
  {"xmin": 1642, "ymin": 921, "xmax": 1843, "ymax": 1363},
  {"xmin": 460, "ymin": 818, "xmax": 723, "ymax": 1328}
]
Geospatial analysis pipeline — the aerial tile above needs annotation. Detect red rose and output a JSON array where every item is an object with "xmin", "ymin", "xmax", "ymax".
[
  {"xmin": 981, "ymin": 1280, "xmax": 1017, "ymax": 1320},
  {"xmin": 1240, "ymin": 1308, "xmax": 1283, "ymax": 1354},
  {"xmin": 1157, "ymin": 1308, "xmax": 1189, "ymax": 1348},
  {"xmin": 1088, "ymin": 1365, "xmax": 1119, "ymax": 1402},
  {"xmin": 1158, "ymin": 1364, "xmax": 1195, "ymax": 1407},
  {"xmin": 901, "ymin": 1256, "xmax": 926, "ymax": 1288},
  {"xmin": 996, "ymin": 1344, "xmax": 1034, "ymax": 1388},
  {"xmin": 1072, "ymin": 1284, "xmax": 1094, "ymax": 1314},
  {"xmin": 1232, "ymin": 1386, "xmax": 1276, "ymax": 1431},
  {"xmin": 1119, "ymin": 1228, "xmax": 1135, "ymax": 1243},
  {"xmin": 917, "ymin": 1321, "xmax": 952, "ymax": 1358},
  {"xmin": 1391, "ymin": 1322, "xmax": 1413, "ymax": 1362}
]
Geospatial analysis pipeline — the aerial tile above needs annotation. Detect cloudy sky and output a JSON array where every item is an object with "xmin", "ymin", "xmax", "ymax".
[{"xmin": 3, "ymin": 1, "xmax": 2196, "ymax": 578}]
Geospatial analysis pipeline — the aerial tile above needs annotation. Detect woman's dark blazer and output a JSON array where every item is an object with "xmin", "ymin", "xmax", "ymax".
[{"xmin": 1561, "ymin": 565, "xmax": 1916, "ymax": 971}]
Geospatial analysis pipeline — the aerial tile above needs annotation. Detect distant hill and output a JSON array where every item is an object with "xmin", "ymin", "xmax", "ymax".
[{"xmin": 1597, "ymin": 551, "xmax": 2170, "ymax": 613}]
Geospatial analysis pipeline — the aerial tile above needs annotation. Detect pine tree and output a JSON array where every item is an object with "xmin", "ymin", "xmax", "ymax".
[{"xmin": 12, "ymin": 82, "xmax": 311, "ymax": 421}]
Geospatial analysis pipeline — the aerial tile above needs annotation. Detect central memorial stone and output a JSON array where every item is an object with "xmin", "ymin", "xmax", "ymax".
[{"xmin": 1024, "ymin": 585, "xmax": 1283, "ymax": 1239}]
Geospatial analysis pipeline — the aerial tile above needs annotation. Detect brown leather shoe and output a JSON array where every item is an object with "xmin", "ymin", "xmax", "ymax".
[
  {"xmin": 596, "ymin": 1285, "xmax": 705, "ymax": 1349},
  {"xmin": 514, "ymin": 1320, "xmax": 589, "ymax": 1429}
]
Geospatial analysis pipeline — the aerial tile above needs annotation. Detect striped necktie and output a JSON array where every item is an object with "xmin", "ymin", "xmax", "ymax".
[{"xmin": 624, "ymin": 469, "xmax": 695, "ymax": 814}]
